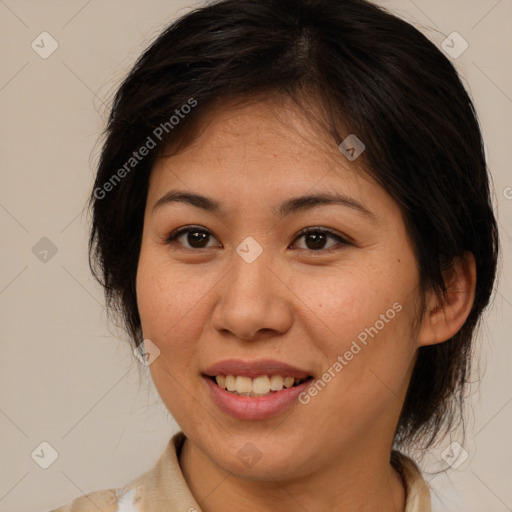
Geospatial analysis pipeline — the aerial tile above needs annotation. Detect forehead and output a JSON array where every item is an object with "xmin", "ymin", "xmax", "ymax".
[{"xmin": 150, "ymin": 97, "xmax": 370, "ymax": 194}]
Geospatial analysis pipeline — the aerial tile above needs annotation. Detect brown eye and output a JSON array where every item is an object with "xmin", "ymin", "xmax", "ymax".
[
  {"xmin": 166, "ymin": 227, "xmax": 221, "ymax": 249},
  {"xmin": 292, "ymin": 228, "xmax": 348, "ymax": 252}
]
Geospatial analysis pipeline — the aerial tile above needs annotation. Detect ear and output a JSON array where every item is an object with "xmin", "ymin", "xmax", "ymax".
[{"xmin": 418, "ymin": 252, "xmax": 477, "ymax": 347}]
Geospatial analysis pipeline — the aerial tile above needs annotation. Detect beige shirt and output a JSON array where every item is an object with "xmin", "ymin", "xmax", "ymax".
[{"xmin": 51, "ymin": 431, "xmax": 431, "ymax": 512}]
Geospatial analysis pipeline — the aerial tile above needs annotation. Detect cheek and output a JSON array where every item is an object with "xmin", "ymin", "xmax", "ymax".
[
  {"xmin": 136, "ymin": 254, "xmax": 211, "ymax": 419},
  {"xmin": 136, "ymin": 265, "xmax": 184, "ymax": 383},
  {"xmin": 290, "ymin": 260, "xmax": 419, "ymax": 400},
  {"xmin": 137, "ymin": 251, "xmax": 205, "ymax": 339},
  {"xmin": 289, "ymin": 264, "xmax": 402, "ymax": 348},
  {"xmin": 136, "ymin": 251, "xmax": 224, "ymax": 385}
]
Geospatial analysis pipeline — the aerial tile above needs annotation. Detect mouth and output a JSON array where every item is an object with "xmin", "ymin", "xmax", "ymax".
[
  {"xmin": 202, "ymin": 359, "xmax": 314, "ymax": 420},
  {"xmin": 208, "ymin": 374, "xmax": 312, "ymax": 397}
]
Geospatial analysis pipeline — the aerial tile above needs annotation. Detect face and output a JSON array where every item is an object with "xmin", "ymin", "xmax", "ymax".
[{"xmin": 136, "ymin": 97, "xmax": 423, "ymax": 480}]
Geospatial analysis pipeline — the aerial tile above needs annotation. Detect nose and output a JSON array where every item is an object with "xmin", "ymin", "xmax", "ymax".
[{"xmin": 210, "ymin": 251, "xmax": 293, "ymax": 341}]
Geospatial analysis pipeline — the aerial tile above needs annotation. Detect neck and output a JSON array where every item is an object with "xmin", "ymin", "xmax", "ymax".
[{"xmin": 179, "ymin": 438, "xmax": 405, "ymax": 512}]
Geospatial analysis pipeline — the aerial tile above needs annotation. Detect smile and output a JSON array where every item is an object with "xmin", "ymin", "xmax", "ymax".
[
  {"xmin": 202, "ymin": 359, "xmax": 315, "ymax": 420},
  {"xmin": 212, "ymin": 374, "xmax": 308, "ymax": 397}
]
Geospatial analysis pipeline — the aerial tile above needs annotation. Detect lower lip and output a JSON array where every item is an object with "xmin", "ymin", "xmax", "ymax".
[{"xmin": 203, "ymin": 376, "xmax": 313, "ymax": 420}]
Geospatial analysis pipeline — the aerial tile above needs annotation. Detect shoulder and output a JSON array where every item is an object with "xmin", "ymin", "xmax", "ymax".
[
  {"xmin": 49, "ymin": 488, "xmax": 117, "ymax": 511},
  {"xmin": 47, "ymin": 432, "xmax": 187, "ymax": 512},
  {"xmin": 49, "ymin": 482, "xmax": 143, "ymax": 512}
]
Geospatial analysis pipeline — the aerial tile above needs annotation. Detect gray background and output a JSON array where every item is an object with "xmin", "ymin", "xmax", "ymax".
[{"xmin": 1, "ymin": 1, "xmax": 511, "ymax": 511}]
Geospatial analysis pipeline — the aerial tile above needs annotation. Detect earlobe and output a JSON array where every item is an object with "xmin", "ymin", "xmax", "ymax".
[{"xmin": 418, "ymin": 252, "xmax": 476, "ymax": 347}]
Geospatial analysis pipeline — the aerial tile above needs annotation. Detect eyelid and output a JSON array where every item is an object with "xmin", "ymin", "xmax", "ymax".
[{"xmin": 166, "ymin": 225, "xmax": 208, "ymax": 241}]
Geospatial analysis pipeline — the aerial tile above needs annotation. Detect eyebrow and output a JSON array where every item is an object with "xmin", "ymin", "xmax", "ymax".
[{"xmin": 152, "ymin": 190, "xmax": 377, "ymax": 220}]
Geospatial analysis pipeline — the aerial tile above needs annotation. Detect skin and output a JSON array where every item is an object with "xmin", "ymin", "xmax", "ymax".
[{"xmin": 136, "ymin": 96, "xmax": 476, "ymax": 511}]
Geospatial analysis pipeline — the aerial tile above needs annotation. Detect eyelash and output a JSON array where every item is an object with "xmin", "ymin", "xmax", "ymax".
[{"xmin": 165, "ymin": 226, "xmax": 350, "ymax": 253}]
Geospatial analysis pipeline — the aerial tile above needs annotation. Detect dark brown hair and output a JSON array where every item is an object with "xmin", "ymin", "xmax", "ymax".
[{"xmin": 89, "ymin": 0, "xmax": 499, "ymax": 449}]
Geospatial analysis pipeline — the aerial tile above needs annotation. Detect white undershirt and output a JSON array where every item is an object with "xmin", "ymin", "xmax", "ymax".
[{"xmin": 115, "ymin": 488, "xmax": 139, "ymax": 512}]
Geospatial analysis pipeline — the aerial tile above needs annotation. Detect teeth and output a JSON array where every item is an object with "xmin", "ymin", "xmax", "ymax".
[
  {"xmin": 252, "ymin": 375, "xmax": 270, "ymax": 394},
  {"xmin": 214, "ymin": 374, "xmax": 305, "ymax": 396},
  {"xmin": 283, "ymin": 376, "xmax": 295, "ymax": 388},
  {"xmin": 270, "ymin": 375, "xmax": 284, "ymax": 391},
  {"xmin": 225, "ymin": 375, "xmax": 236, "ymax": 391},
  {"xmin": 236, "ymin": 376, "xmax": 253, "ymax": 394}
]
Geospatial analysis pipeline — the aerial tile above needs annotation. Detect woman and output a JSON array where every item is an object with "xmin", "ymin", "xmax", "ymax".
[{"xmin": 53, "ymin": 0, "xmax": 498, "ymax": 510}]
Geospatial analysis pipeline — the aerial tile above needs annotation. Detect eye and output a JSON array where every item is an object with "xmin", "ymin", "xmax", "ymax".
[
  {"xmin": 165, "ymin": 226, "xmax": 349, "ymax": 252},
  {"xmin": 291, "ymin": 227, "xmax": 349, "ymax": 252},
  {"xmin": 165, "ymin": 226, "xmax": 221, "ymax": 249}
]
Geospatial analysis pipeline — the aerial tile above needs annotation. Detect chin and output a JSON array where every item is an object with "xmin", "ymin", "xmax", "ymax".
[{"xmin": 204, "ymin": 432, "xmax": 313, "ymax": 481}]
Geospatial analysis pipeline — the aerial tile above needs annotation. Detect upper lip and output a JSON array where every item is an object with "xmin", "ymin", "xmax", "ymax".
[{"xmin": 203, "ymin": 359, "xmax": 312, "ymax": 379}]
